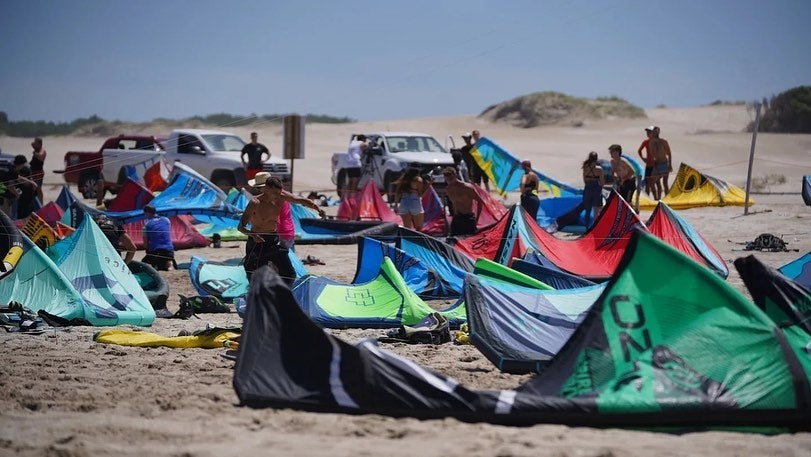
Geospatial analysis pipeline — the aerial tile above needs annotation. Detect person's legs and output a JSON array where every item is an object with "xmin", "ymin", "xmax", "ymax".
[
  {"xmin": 412, "ymin": 212, "xmax": 424, "ymax": 231},
  {"xmin": 400, "ymin": 213, "xmax": 414, "ymax": 229},
  {"xmin": 663, "ymin": 172, "xmax": 671, "ymax": 196},
  {"xmin": 268, "ymin": 243, "xmax": 296, "ymax": 287}
]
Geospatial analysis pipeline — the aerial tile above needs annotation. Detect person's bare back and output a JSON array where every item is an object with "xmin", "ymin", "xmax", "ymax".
[{"xmin": 649, "ymin": 137, "xmax": 671, "ymax": 165}]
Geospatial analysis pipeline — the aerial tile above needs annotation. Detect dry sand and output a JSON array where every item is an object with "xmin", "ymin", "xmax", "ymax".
[{"xmin": 1, "ymin": 105, "xmax": 811, "ymax": 456}]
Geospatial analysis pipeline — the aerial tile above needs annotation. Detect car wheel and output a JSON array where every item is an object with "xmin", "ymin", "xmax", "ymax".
[{"xmin": 79, "ymin": 173, "xmax": 100, "ymax": 199}]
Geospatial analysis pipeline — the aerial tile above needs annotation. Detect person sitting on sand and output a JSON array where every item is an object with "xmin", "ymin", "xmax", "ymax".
[
  {"xmin": 442, "ymin": 167, "xmax": 484, "ymax": 237},
  {"xmin": 142, "ymin": 204, "xmax": 175, "ymax": 271}
]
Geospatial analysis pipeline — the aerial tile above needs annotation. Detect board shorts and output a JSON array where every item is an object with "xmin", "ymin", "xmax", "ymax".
[
  {"xmin": 644, "ymin": 166, "xmax": 653, "ymax": 180},
  {"xmin": 397, "ymin": 193, "xmax": 423, "ymax": 215},
  {"xmin": 618, "ymin": 179, "xmax": 637, "ymax": 203},
  {"xmin": 346, "ymin": 167, "xmax": 361, "ymax": 179},
  {"xmin": 652, "ymin": 162, "xmax": 669, "ymax": 176},
  {"xmin": 246, "ymin": 167, "xmax": 263, "ymax": 180},
  {"xmin": 450, "ymin": 213, "xmax": 477, "ymax": 237},
  {"xmin": 244, "ymin": 234, "xmax": 295, "ymax": 286},
  {"xmin": 143, "ymin": 249, "xmax": 175, "ymax": 271}
]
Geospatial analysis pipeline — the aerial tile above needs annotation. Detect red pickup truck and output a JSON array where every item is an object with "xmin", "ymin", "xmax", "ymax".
[{"xmin": 55, "ymin": 135, "xmax": 166, "ymax": 199}]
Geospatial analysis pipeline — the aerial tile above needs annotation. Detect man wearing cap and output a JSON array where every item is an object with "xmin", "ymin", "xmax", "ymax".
[
  {"xmin": 442, "ymin": 167, "xmax": 485, "ymax": 237},
  {"xmin": 519, "ymin": 160, "xmax": 540, "ymax": 220},
  {"xmin": 238, "ymin": 172, "xmax": 326, "ymax": 285},
  {"xmin": 608, "ymin": 145, "xmax": 636, "ymax": 203},
  {"xmin": 648, "ymin": 127, "xmax": 673, "ymax": 200},
  {"xmin": 638, "ymin": 127, "xmax": 657, "ymax": 197}
]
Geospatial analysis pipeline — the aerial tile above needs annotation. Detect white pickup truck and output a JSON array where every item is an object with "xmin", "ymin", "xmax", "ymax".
[
  {"xmin": 62, "ymin": 129, "xmax": 291, "ymax": 198},
  {"xmin": 330, "ymin": 132, "xmax": 454, "ymax": 200}
]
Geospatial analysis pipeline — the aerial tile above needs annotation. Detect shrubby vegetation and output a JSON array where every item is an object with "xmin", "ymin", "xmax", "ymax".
[
  {"xmin": 0, "ymin": 111, "xmax": 353, "ymax": 137},
  {"xmin": 748, "ymin": 86, "xmax": 811, "ymax": 133},
  {"xmin": 479, "ymin": 91, "xmax": 646, "ymax": 128}
]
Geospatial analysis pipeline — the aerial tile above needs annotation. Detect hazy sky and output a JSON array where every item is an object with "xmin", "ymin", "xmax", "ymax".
[{"xmin": 2, "ymin": 0, "xmax": 809, "ymax": 123}]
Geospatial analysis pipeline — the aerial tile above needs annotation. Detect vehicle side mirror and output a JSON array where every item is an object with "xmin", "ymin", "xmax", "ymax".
[{"xmin": 191, "ymin": 145, "xmax": 204, "ymax": 154}]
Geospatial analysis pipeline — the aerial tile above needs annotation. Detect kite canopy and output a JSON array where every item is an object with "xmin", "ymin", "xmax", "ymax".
[
  {"xmin": 354, "ymin": 237, "xmax": 466, "ymax": 298},
  {"xmin": 778, "ymin": 252, "xmax": 811, "ymax": 291},
  {"xmin": 645, "ymin": 202, "xmax": 728, "ymax": 277},
  {"xmin": 639, "ymin": 163, "xmax": 752, "ymax": 210},
  {"xmin": 470, "ymin": 137, "xmax": 580, "ymax": 197},
  {"xmin": 455, "ymin": 193, "xmax": 646, "ymax": 280},
  {"xmin": 465, "ymin": 258, "xmax": 603, "ymax": 374},
  {"xmin": 234, "ymin": 232, "xmax": 810, "ymax": 428},
  {"xmin": 292, "ymin": 256, "xmax": 465, "ymax": 329},
  {"xmin": 107, "ymin": 178, "xmax": 209, "ymax": 250}
]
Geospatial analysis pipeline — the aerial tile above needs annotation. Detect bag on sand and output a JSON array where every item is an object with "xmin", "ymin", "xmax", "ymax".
[
  {"xmin": 173, "ymin": 294, "xmax": 230, "ymax": 319},
  {"xmin": 379, "ymin": 312, "xmax": 451, "ymax": 345},
  {"xmin": 744, "ymin": 233, "xmax": 789, "ymax": 252}
]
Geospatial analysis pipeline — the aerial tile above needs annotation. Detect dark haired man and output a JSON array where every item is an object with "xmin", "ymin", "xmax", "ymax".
[
  {"xmin": 608, "ymin": 144, "xmax": 636, "ymax": 203},
  {"xmin": 142, "ymin": 204, "xmax": 175, "ymax": 271},
  {"xmin": 442, "ymin": 167, "xmax": 484, "ymax": 237},
  {"xmin": 238, "ymin": 172, "xmax": 325, "ymax": 284},
  {"xmin": 11, "ymin": 155, "xmax": 38, "ymax": 219},
  {"xmin": 241, "ymin": 132, "xmax": 270, "ymax": 180}
]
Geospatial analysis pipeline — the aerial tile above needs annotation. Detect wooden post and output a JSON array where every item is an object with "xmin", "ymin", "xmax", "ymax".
[{"xmin": 743, "ymin": 103, "xmax": 761, "ymax": 215}]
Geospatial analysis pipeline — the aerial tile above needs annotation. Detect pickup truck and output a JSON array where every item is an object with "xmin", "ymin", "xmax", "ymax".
[
  {"xmin": 58, "ymin": 129, "xmax": 291, "ymax": 198},
  {"xmin": 331, "ymin": 132, "xmax": 454, "ymax": 200}
]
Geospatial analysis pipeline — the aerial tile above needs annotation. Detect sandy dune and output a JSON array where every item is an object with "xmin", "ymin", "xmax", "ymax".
[{"xmin": 1, "ymin": 105, "xmax": 810, "ymax": 456}]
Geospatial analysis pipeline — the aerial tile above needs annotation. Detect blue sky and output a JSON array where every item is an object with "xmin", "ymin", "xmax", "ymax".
[{"xmin": 1, "ymin": 0, "xmax": 809, "ymax": 123}]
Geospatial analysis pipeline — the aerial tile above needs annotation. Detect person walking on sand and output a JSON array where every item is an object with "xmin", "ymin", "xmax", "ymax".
[
  {"xmin": 649, "ymin": 127, "xmax": 673, "ymax": 200},
  {"xmin": 29, "ymin": 137, "xmax": 46, "ymax": 203},
  {"xmin": 637, "ymin": 127, "xmax": 658, "ymax": 197},
  {"xmin": 519, "ymin": 160, "xmax": 540, "ymax": 220},
  {"xmin": 580, "ymin": 152, "xmax": 605, "ymax": 227},
  {"xmin": 238, "ymin": 173, "xmax": 325, "ymax": 285},
  {"xmin": 442, "ymin": 167, "xmax": 485, "ymax": 237},
  {"xmin": 608, "ymin": 144, "xmax": 636, "ymax": 203},
  {"xmin": 393, "ymin": 167, "xmax": 425, "ymax": 231},
  {"xmin": 241, "ymin": 132, "xmax": 270, "ymax": 181}
]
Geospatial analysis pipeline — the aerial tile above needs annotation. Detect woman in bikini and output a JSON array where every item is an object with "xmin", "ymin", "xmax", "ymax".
[
  {"xmin": 581, "ymin": 151, "xmax": 605, "ymax": 227},
  {"xmin": 392, "ymin": 167, "xmax": 425, "ymax": 231}
]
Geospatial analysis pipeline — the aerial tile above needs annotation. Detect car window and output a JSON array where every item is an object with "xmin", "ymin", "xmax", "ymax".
[
  {"xmin": 385, "ymin": 136, "xmax": 446, "ymax": 153},
  {"xmin": 201, "ymin": 134, "xmax": 246, "ymax": 152}
]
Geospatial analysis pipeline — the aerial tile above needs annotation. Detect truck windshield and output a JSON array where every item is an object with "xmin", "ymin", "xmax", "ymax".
[
  {"xmin": 386, "ymin": 136, "xmax": 446, "ymax": 153},
  {"xmin": 201, "ymin": 134, "xmax": 246, "ymax": 152}
]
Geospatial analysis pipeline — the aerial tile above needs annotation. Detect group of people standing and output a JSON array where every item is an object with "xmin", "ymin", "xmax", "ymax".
[
  {"xmin": 637, "ymin": 126, "xmax": 673, "ymax": 200},
  {"xmin": 392, "ymin": 130, "xmax": 491, "ymax": 237},
  {"xmin": 0, "ymin": 138, "xmax": 46, "ymax": 220}
]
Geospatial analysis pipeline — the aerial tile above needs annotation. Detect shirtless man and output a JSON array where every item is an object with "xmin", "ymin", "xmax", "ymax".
[
  {"xmin": 648, "ymin": 127, "xmax": 673, "ymax": 200},
  {"xmin": 442, "ymin": 167, "xmax": 484, "ymax": 237},
  {"xmin": 637, "ymin": 127, "xmax": 657, "ymax": 197},
  {"xmin": 608, "ymin": 144, "xmax": 636, "ymax": 203},
  {"xmin": 519, "ymin": 160, "xmax": 540, "ymax": 220},
  {"xmin": 237, "ymin": 173, "xmax": 325, "ymax": 284}
]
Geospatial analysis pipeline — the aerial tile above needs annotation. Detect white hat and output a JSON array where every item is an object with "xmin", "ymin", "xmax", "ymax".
[
  {"xmin": 644, "ymin": 125, "xmax": 656, "ymax": 131},
  {"xmin": 462, "ymin": 132, "xmax": 472, "ymax": 138},
  {"xmin": 248, "ymin": 172, "xmax": 272, "ymax": 187}
]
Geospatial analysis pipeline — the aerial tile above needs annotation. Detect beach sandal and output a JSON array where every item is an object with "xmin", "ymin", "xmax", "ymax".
[{"xmin": 303, "ymin": 255, "xmax": 326, "ymax": 265}]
